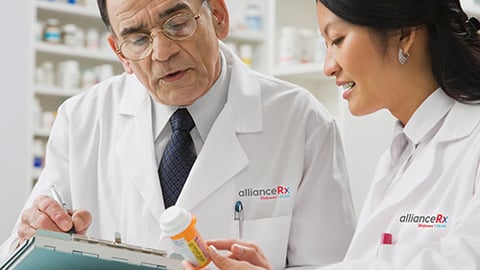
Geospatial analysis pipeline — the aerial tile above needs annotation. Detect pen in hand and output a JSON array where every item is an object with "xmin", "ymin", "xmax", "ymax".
[{"xmin": 50, "ymin": 185, "xmax": 76, "ymax": 234}]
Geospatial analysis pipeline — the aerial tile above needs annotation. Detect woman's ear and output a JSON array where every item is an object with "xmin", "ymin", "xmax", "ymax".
[
  {"xmin": 209, "ymin": 0, "xmax": 230, "ymax": 39},
  {"xmin": 399, "ymin": 27, "xmax": 417, "ymax": 56},
  {"xmin": 107, "ymin": 34, "xmax": 134, "ymax": 74}
]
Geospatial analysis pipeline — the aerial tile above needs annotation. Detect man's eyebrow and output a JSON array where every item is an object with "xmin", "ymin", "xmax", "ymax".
[
  {"xmin": 119, "ymin": 3, "xmax": 190, "ymax": 37},
  {"xmin": 158, "ymin": 3, "xmax": 190, "ymax": 20},
  {"xmin": 120, "ymin": 25, "xmax": 147, "ymax": 37}
]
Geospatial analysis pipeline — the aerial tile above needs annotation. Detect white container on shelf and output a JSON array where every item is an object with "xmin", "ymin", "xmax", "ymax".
[
  {"xmin": 299, "ymin": 29, "xmax": 315, "ymax": 64},
  {"xmin": 42, "ymin": 61, "xmax": 56, "ymax": 87},
  {"xmin": 57, "ymin": 60, "xmax": 80, "ymax": 89},
  {"xmin": 245, "ymin": 4, "xmax": 262, "ymax": 32},
  {"xmin": 278, "ymin": 26, "xmax": 299, "ymax": 65},
  {"xmin": 62, "ymin": 24, "xmax": 78, "ymax": 47},
  {"xmin": 81, "ymin": 68, "xmax": 97, "ymax": 89},
  {"xmin": 86, "ymin": 28, "xmax": 100, "ymax": 50},
  {"xmin": 43, "ymin": 18, "xmax": 61, "ymax": 44}
]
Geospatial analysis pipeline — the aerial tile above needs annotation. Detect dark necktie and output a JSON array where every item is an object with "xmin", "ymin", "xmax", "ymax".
[{"xmin": 158, "ymin": 108, "xmax": 196, "ymax": 208}]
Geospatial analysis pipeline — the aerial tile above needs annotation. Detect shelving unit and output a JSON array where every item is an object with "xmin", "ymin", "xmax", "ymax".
[
  {"xmin": 224, "ymin": 0, "xmax": 340, "ymax": 117},
  {"xmin": 30, "ymin": 0, "xmax": 123, "ymax": 189}
]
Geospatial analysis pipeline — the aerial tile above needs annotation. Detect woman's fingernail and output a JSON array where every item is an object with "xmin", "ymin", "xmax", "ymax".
[
  {"xmin": 208, "ymin": 245, "xmax": 218, "ymax": 253},
  {"xmin": 232, "ymin": 244, "xmax": 245, "ymax": 255}
]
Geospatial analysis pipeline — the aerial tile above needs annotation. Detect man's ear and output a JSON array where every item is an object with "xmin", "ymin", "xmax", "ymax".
[
  {"xmin": 107, "ymin": 34, "xmax": 134, "ymax": 74},
  {"xmin": 209, "ymin": 0, "xmax": 230, "ymax": 39}
]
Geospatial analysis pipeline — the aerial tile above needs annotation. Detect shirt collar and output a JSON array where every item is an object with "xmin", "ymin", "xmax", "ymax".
[
  {"xmin": 188, "ymin": 49, "xmax": 229, "ymax": 141},
  {"xmin": 151, "ymin": 50, "xmax": 229, "ymax": 141}
]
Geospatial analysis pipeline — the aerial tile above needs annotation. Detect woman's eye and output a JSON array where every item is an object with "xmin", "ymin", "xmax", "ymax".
[{"xmin": 331, "ymin": 37, "xmax": 344, "ymax": 46}]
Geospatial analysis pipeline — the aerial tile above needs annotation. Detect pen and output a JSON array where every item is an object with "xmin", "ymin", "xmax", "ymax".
[
  {"xmin": 234, "ymin": 201, "xmax": 244, "ymax": 239},
  {"xmin": 50, "ymin": 185, "xmax": 76, "ymax": 234}
]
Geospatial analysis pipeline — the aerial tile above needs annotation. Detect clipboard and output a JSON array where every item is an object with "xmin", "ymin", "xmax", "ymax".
[{"xmin": 1, "ymin": 230, "xmax": 183, "ymax": 270}]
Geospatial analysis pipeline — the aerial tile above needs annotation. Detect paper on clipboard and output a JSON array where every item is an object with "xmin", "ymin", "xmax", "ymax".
[{"xmin": 1, "ymin": 230, "xmax": 183, "ymax": 270}]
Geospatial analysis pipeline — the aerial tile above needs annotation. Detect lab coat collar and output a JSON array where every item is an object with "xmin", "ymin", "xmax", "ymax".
[
  {"xmin": 115, "ymin": 41, "xmax": 263, "ymax": 215},
  {"xmin": 117, "ymin": 74, "xmax": 150, "ymax": 116},
  {"xmin": 176, "ymin": 41, "xmax": 263, "ymax": 211},
  {"xmin": 402, "ymin": 88, "xmax": 454, "ymax": 145},
  {"xmin": 220, "ymin": 41, "xmax": 263, "ymax": 133},
  {"xmin": 435, "ymin": 98, "xmax": 480, "ymax": 143}
]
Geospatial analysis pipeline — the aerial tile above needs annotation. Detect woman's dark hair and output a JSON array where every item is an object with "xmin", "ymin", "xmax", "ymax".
[{"xmin": 317, "ymin": 0, "xmax": 480, "ymax": 103}]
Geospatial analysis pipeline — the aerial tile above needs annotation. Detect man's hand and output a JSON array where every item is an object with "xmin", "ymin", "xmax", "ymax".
[{"xmin": 17, "ymin": 195, "xmax": 91, "ymax": 246}]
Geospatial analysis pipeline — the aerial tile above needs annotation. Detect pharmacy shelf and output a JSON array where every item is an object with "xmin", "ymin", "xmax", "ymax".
[
  {"xmin": 273, "ymin": 63, "xmax": 333, "ymax": 82},
  {"xmin": 34, "ymin": 128, "xmax": 51, "ymax": 138},
  {"xmin": 35, "ymin": 42, "xmax": 118, "ymax": 62},
  {"xmin": 35, "ymin": 85, "xmax": 81, "ymax": 97},
  {"xmin": 226, "ymin": 30, "xmax": 266, "ymax": 43},
  {"xmin": 29, "ymin": 0, "xmax": 122, "ymax": 188},
  {"xmin": 36, "ymin": 1, "xmax": 99, "ymax": 18}
]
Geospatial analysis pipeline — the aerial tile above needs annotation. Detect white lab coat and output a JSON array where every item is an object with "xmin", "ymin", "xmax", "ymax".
[
  {"xmin": 0, "ymin": 43, "xmax": 355, "ymax": 269},
  {"xmin": 319, "ymin": 90, "xmax": 480, "ymax": 270}
]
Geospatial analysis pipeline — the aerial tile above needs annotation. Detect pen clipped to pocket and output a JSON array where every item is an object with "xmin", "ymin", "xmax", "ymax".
[{"xmin": 234, "ymin": 201, "xmax": 244, "ymax": 239}]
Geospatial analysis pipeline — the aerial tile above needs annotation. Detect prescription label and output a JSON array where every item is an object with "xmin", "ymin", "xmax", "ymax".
[{"xmin": 172, "ymin": 236, "xmax": 209, "ymax": 267}]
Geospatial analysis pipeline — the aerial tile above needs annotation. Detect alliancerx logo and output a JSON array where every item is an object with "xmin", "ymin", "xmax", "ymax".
[
  {"xmin": 237, "ymin": 186, "xmax": 291, "ymax": 200},
  {"xmin": 399, "ymin": 213, "xmax": 448, "ymax": 229}
]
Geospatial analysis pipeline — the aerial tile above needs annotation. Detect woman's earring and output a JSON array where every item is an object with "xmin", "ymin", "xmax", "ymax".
[{"xmin": 398, "ymin": 48, "xmax": 410, "ymax": 65}]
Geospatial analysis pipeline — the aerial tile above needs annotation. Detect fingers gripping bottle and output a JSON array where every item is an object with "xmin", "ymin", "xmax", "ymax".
[{"xmin": 159, "ymin": 206, "xmax": 211, "ymax": 268}]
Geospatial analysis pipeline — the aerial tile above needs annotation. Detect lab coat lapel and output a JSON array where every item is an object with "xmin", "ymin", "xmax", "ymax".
[
  {"xmin": 177, "ymin": 106, "xmax": 248, "ymax": 211},
  {"xmin": 375, "ymin": 101, "xmax": 480, "ymax": 213},
  {"xmin": 351, "ymin": 101, "xmax": 480, "ymax": 258},
  {"xmin": 115, "ymin": 75, "xmax": 164, "ymax": 223},
  {"xmin": 374, "ymin": 149, "xmax": 436, "ymax": 214},
  {"xmin": 177, "ymin": 45, "xmax": 263, "ymax": 211}
]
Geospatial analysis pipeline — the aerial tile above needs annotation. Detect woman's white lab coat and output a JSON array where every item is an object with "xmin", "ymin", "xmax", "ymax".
[
  {"xmin": 0, "ymin": 44, "xmax": 355, "ymax": 269},
  {"xmin": 321, "ymin": 90, "xmax": 480, "ymax": 270}
]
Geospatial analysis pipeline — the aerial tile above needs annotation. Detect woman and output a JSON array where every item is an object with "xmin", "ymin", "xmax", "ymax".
[{"xmin": 184, "ymin": 0, "xmax": 480, "ymax": 269}]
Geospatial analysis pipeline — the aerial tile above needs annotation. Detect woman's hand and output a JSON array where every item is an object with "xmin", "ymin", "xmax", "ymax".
[{"xmin": 182, "ymin": 239, "xmax": 272, "ymax": 270}]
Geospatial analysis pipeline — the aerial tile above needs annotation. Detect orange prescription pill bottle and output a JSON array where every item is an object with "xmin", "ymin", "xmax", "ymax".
[{"xmin": 159, "ymin": 206, "xmax": 211, "ymax": 269}]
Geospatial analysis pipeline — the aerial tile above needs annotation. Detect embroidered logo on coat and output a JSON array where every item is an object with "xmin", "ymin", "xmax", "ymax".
[
  {"xmin": 399, "ymin": 213, "xmax": 448, "ymax": 229},
  {"xmin": 237, "ymin": 186, "xmax": 291, "ymax": 200}
]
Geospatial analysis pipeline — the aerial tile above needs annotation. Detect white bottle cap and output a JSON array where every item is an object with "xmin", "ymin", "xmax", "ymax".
[{"xmin": 159, "ymin": 206, "xmax": 192, "ymax": 237}]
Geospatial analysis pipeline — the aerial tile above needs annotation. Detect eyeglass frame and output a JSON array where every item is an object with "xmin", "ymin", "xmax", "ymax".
[{"xmin": 115, "ymin": 0, "xmax": 207, "ymax": 61}]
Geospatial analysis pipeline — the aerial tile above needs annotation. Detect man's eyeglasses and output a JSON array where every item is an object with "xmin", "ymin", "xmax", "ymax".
[{"xmin": 116, "ymin": 1, "xmax": 206, "ymax": 61}]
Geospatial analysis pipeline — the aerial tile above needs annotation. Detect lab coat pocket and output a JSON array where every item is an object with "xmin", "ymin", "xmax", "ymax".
[
  {"xmin": 377, "ymin": 242, "xmax": 440, "ymax": 268},
  {"xmin": 230, "ymin": 214, "xmax": 291, "ymax": 269}
]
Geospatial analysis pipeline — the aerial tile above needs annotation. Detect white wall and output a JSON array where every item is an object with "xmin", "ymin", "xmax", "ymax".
[
  {"xmin": 0, "ymin": 1, "xmax": 31, "ymax": 243},
  {"xmin": 342, "ymin": 109, "xmax": 395, "ymax": 215}
]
